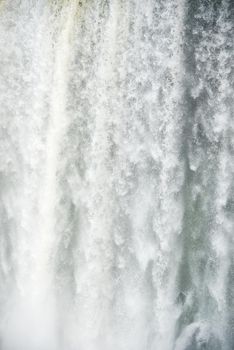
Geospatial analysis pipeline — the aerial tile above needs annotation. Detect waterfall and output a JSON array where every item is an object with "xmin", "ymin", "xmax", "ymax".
[{"xmin": 0, "ymin": 1, "xmax": 233, "ymax": 349}]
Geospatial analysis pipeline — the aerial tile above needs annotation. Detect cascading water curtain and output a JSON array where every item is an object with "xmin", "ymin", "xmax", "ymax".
[{"xmin": 0, "ymin": 0, "xmax": 233, "ymax": 349}]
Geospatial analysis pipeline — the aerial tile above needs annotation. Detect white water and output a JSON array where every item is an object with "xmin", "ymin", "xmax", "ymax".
[{"xmin": 0, "ymin": 1, "xmax": 233, "ymax": 349}]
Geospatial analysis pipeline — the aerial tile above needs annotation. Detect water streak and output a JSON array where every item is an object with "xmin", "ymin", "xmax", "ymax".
[{"xmin": 0, "ymin": 1, "xmax": 233, "ymax": 349}]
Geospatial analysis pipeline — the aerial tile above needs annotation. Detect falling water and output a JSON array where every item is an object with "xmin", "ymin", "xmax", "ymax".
[{"xmin": 0, "ymin": 0, "xmax": 233, "ymax": 349}]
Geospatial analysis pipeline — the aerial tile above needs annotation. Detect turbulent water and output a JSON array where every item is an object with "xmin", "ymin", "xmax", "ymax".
[{"xmin": 0, "ymin": 0, "xmax": 233, "ymax": 349}]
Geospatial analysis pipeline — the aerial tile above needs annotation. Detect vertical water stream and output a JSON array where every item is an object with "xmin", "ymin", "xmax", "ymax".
[{"xmin": 0, "ymin": 1, "xmax": 233, "ymax": 349}]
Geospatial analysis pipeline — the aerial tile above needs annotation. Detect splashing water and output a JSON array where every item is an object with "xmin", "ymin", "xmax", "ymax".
[{"xmin": 0, "ymin": 1, "xmax": 233, "ymax": 349}]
